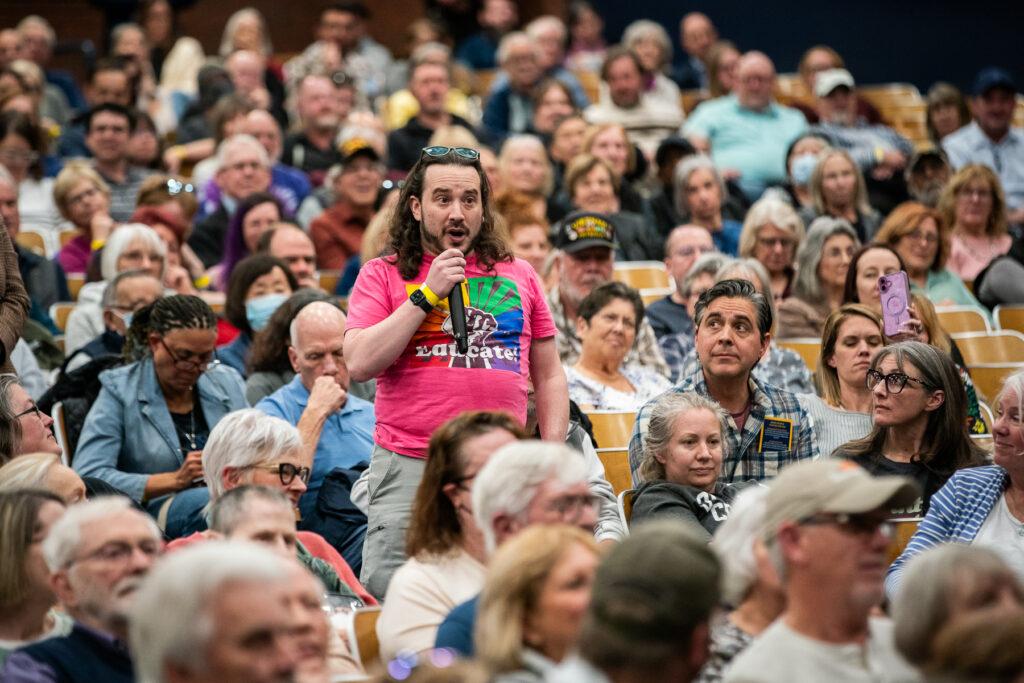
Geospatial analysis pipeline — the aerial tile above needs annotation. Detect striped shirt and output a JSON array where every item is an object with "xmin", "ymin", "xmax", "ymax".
[
  {"xmin": 886, "ymin": 465, "xmax": 1007, "ymax": 599},
  {"xmin": 628, "ymin": 368, "xmax": 817, "ymax": 485}
]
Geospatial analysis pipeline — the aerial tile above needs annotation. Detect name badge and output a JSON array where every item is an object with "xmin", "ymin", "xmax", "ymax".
[{"xmin": 758, "ymin": 417, "xmax": 794, "ymax": 452}]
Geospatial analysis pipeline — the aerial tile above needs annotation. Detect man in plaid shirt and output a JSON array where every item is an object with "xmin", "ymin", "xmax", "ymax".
[{"xmin": 629, "ymin": 279, "xmax": 817, "ymax": 483}]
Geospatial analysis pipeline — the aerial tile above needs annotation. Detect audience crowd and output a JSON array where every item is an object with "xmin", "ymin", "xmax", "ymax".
[{"xmin": 1, "ymin": 2, "xmax": 1023, "ymax": 681}]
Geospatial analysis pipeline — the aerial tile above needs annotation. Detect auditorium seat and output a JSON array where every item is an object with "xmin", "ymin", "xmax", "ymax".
[
  {"xmin": 968, "ymin": 363, "xmax": 1024, "ymax": 403},
  {"xmin": 597, "ymin": 448, "xmax": 632, "ymax": 495},
  {"xmin": 994, "ymin": 304, "xmax": 1024, "ymax": 333},
  {"xmin": 777, "ymin": 338, "xmax": 822, "ymax": 373},
  {"xmin": 586, "ymin": 410, "xmax": 637, "ymax": 450},
  {"xmin": 952, "ymin": 331, "xmax": 1024, "ymax": 365},
  {"xmin": 612, "ymin": 261, "xmax": 671, "ymax": 290},
  {"xmin": 936, "ymin": 306, "xmax": 991, "ymax": 335}
]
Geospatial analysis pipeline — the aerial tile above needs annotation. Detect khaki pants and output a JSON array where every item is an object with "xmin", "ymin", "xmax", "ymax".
[{"xmin": 359, "ymin": 444, "xmax": 427, "ymax": 600}]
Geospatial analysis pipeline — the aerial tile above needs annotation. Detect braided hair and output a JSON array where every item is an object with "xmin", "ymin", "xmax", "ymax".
[{"xmin": 123, "ymin": 294, "xmax": 218, "ymax": 362}]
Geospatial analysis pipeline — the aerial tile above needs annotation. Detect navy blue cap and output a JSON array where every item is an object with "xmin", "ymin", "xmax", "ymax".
[{"xmin": 973, "ymin": 67, "xmax": 1017, "ymax": 96}]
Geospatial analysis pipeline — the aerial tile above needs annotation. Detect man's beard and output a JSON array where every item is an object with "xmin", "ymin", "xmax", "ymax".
[{"xmin": 909, "ymin": 180, "xmax": 944, "ymax": 207}]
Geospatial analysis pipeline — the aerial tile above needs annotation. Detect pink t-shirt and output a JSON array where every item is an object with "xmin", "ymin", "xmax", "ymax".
[{"xmin": 346, "ymin": 253, "xmax": 556, "ymax": 458}]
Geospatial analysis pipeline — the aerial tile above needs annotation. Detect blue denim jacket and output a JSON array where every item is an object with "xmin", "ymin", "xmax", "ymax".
[{"xmin": 73, "ymin": 358, "xmax": 248, "ymax": 501}]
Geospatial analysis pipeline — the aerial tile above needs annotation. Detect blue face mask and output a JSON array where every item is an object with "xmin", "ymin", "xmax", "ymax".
[
  {"xmin": 119, "ymin": 311, "xmax": 133, "ymax": 329},
  {"xmin": 791, "ymin": 153, "xmax": 820, "ymax": 186},
  {"xmin": 245, "ymin": 293, "xmax": 288, "ymax": 332}
]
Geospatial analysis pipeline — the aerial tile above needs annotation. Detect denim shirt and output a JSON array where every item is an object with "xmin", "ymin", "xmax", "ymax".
[
  {"xmin": 73, "ymin": 358, "xmax": 248, "ymax": 501},
  {"xmin": 256, "ymin": 375, "xmax": 375, "ymax": 516}
]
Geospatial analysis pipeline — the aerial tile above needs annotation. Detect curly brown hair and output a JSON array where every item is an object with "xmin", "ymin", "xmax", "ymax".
[{"xmin": 387, "ymin": 150, "xmax": 512, "ymax": 280}]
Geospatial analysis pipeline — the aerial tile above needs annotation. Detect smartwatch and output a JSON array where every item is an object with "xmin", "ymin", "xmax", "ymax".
[{"xmin": 409, "ymin": 288, "xmax": 434, "ymax": 314}]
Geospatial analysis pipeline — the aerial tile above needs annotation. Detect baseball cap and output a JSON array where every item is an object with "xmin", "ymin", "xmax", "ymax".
[
  {"xmin": 553, "ymin": 211, "xmax": 617, "ymax": 254},
  {"xmin": 972, "ymin": 67, "xmax": 1017, "ymax": 96},
  {"xmin": 583, "ymin": 519, "xmax": 720, "ymax": 661},
  {"xmin": 815, "ymin": 68, "xmax": 855, "ymax": 98},
  {"xmin": 337, "ymin": 134, "xmax": 381, "ymax": 166},
  {"xmin": 763, "ymin": 460, "xmax": 920, "ymax": 536}
]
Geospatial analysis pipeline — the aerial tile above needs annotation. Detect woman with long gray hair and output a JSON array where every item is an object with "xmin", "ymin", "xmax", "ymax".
[
  {"xmin": 835, "ymin": 341, "xmax": 987, "ymax": 518},
  {"xmin": 632, "ymin": 391, "xmax": 756, "ymax": 539},
  {"xmin": 776, "ymin": 216, "xmax": 859, "ymax": 339}
]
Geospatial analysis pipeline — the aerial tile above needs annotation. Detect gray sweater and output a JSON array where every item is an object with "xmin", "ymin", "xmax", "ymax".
[{"xmin": 798, "ymin": 393, "xmax": 873, "ymax": 459}]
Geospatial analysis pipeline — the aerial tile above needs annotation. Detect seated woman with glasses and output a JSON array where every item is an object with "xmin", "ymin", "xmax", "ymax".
[
  {"xmin": 565, "ymin": 282, "xmax": 670, "ymax": 411},
  {"xmin": 631, "ymin": 392, "xmax": 756, "ymax": 540},
  {"xmin": 51, "ymin": 161, "xmax": 117, "ymax": 275},
  {"xmin": 887, "ymin": 369, "xmax": 1024, "ymax": 594},
  {"xmin": 874, "ymin": 201, "xmax": 985, "ymax": 309},
  {"xmin": 378, "ymin": 411, "xmax": 526, "ymax": 661},
  {"xmin": 737, "ymin": 197, "xmax": 805, "ymax": 303},
  {"xmin": 72, "ymin": 295, "xmax": 248, "ymax": 537},
  {"xmin": 834, "ymin": 341, "xmax": 987, "ymax": 520}
]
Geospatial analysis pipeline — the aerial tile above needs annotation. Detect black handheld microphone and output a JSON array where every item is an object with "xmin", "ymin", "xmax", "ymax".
[{"xmin": 449, "ymin": 284, "xmax": 469, "ymax": 354}]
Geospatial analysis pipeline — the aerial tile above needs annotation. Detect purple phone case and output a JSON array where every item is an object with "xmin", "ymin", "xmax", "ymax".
[{"xmin": 879, "ymin": 271, "xmax": 911, "ymax": 337}]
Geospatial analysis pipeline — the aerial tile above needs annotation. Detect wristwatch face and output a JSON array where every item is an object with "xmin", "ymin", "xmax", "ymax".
[{"xmin": 410, "ymin": 288, "xmax": 432, "ymax": 312}]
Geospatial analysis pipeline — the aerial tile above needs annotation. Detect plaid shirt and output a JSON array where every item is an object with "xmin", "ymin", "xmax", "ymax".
[
  {"xmin": 547, "ymin": 286, "xmax": 670, "ymax": 376},
  {"xmin": 629, "ymin": 368, "xmax": 818, "ymax": 484}
]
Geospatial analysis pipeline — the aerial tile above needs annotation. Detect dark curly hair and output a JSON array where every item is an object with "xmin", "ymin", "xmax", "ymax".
[
  {"xmin": 387, "ymin": 149, "xmax": 511, "ymax": 280},
  {"xmin": 123, "ymin": 294, "xmax": 218, "ymax": 362}
]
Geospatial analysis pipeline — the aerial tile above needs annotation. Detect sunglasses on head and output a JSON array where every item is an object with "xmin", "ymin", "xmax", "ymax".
[{"xmin": 420, "ymin": 146, "xmax": 480, "ymax": 161}]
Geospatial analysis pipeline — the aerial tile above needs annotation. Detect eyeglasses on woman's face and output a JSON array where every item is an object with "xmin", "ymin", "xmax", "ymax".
[{"xmin": 865, "ymin": 368, "xmax": 929, "ymax": 394}]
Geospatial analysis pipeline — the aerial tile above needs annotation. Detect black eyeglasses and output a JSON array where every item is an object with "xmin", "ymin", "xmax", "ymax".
[
  {"xmin": 800, "ymin": 512, "xmax": 894, "ymax": 538},
  {"xmin": 245, "ymin": 462, "xmax": 312, "ymax": 486},
  {"xmin": 865, "ymin": 369, "xmax": 930, "ymax": 395},
  {"xmin": 421, "ymin": 146, "xmax": 480, "ymax": 161},
  {"xmin": 159, "ymin": 338, "xmax": 215, "ymax": 372},
  {"xmin": 13, "ymin": 402, "xmax": 43, "ymax": 420}
]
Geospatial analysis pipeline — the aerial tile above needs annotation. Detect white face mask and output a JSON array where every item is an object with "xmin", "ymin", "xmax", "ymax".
[{"xmin": 790, "ymin": 153, "xmax": 819, "ymax": 186}]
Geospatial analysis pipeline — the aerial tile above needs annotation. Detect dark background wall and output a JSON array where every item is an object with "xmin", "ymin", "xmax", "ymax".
[
  {"xmin": 595, "ymin": 0, "xmax": 1022, "ymax": 94},
  {"xmin": 2, "ymin": 0, "xmax": 1019, "ymax": 94}
]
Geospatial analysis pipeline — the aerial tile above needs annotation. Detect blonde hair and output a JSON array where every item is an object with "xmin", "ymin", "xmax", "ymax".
[
  {"xmin": 738, "ymin": 196, "xmax": 805, "ymax": 259},
  {"xmin": 52, "ymin": 160, "xmax": 110, "ymax": 220},
  {"xmin": 815, "ymin": 304, "xmax": 883, "ymax": 406},
  {"xmin": 475, "ymin": 525, "xmax": 598, "ymax": 673},
  {"xmin": 810, "ymin": 148, "xmax": 871, "ymax": 217},
  {"xmin": 0, "ymin": 452, "xmax": 60, "ymax": 492},
  {"xmin": 498, "ymin": 134, "xmax": 554, "ymax": 196},
  {"xmin": 427, "ymin": 125, "xmax": 481, "ymax": 149},
  {"xmin": 937, "ymin": 164, "xmax": 1008, "ymax": 238},
  {"xmin": 638, "ymin": 392, "xmax": 729, "ymax": 483},
  {"xmin": 582, "ymin": 123, "xmax": 636, "ymax": 175}
]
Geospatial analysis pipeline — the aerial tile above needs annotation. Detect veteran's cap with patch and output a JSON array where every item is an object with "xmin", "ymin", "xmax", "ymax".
[{"xmin": 553, "ymin": 210, "xmax": 617, "ymax": 253}]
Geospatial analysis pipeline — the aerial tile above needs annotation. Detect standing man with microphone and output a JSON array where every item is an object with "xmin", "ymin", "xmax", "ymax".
[{"xmin": 344, "ymin": 145, "xmax": 568, "ymax": 598}]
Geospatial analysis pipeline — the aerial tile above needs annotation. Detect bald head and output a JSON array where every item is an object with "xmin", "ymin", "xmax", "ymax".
[
  {"xmin": 735, "ymin": 51, "xmax": 775, "ymax": 111},
  {"xmin": 665, "ymin": 224, "xmax": 715, "ymax": 285},
  {"xmin": 266, "ymin": 224, "xmax": 318, "ymax": 289},
  {"xmin": 680, "ymin": 12, "xmax": 716, "ymax": 60},
  {"xmin": 241, "ymin": 109, "xmax": 282, "ymax": 160},
  {"xmin": 289, "ymin": 302, "xmax": 349, "ymax": 393},
  {"xmin": 225, "ymin": 49, "xmax": 265, "ymax": 94}
]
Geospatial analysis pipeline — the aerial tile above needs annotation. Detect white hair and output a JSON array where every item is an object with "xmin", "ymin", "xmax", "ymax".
[
  {"xmin": 219, "ymin": 7, "xmax": 273, "ymax": 58},
  {"xmin": 710, "ymin": 486, "xmax": 769, "ymax": 605},
  {"xmin": 17, "ymin": 16, "xmax": 55, "ymax": 45},
  {"xmin": 472, "ymin": 440, "xmax": 588, "ymax": 553},
  {"xmin": 201, "ymin": 409, "xmax": 304, "ymax": 501},
  {"xmin": 525, "ymin": 15, "xmax": 566, "ymax": 40},
  {"xmin": 41, "ymin": 497, "xmax": 159, "ymax": 572},
  {"xmin": 289, "ymin": 300, "xmax": 345, "ymax": 348},
  {"xmin": 215, "ymin": 133, "xmax": 270, "ymax": 172},
  {"xmin": 0, "ymin": 164, "xmax": 16, "ymax": 190},
  {"xmin": 101, "ymin": 223, "xmax": 167, "ymax": 281},
  {"xmin": 0, "ymin": 451, "xmax": 60, "ymax": 491},
  {"xmin": 129, "ymin": 541, "xmax": 292, "ymax": 683},
  {"xmin": 622, "ymin": 19, "xmax": 673, "ymax": 65},
  {"xmin": 497, "ymin": 31, "xmax": 539, "ymax": 66}
]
